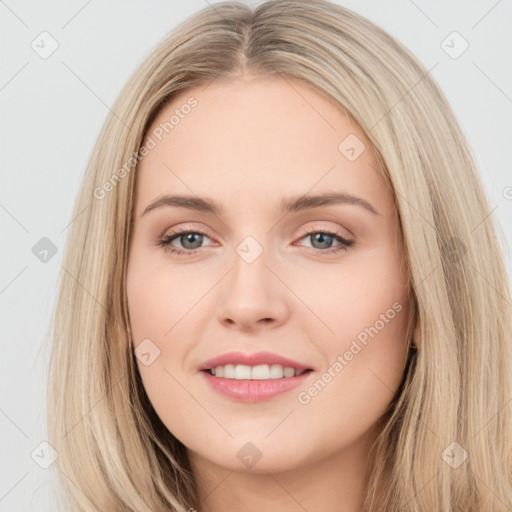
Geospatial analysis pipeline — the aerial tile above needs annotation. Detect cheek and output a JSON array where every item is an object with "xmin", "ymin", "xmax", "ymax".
[
  {"xmin": 294, "ymin": 298, "xmax": 409, "ymax": 455},
  {"xmin": 296, "ymin": 245, "xmax": 410, "ymax": 409},
  {"xmin": 127, "ymin": 279, "xmax": 177, "ymax": 339},
  {"xmin": 126, "ymin": 284, "xmax": 194, "ymax": 441},
  {"xmin": 126, "ymin": 254, "xmax": 212, "ymax": 429},
  {"xmin": 296, "ymin": 244, "xmax": 409, "ymax": 348},
  {"xmin": 126, "ymin": 251, "xmax": 205, "ymax": 343}
]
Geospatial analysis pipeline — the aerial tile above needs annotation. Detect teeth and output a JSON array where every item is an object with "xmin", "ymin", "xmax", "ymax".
[
  {"xmin": 235, "ymin": 364, "xmax": 251, "ymax": 379},
  {"xmin": 209, "ymin": 364, "xmax": 307, "ymax": 380},
  {"xmin": 252, "ymin": 364, "xmax": 270, "ymax": 380},
  {"xmin": 283, "ymin": 366, "xmax": 295, "ymax": 378},
  {"xmin": 224, "ymin": 364, "xmax": 235, "ymax": 378}
]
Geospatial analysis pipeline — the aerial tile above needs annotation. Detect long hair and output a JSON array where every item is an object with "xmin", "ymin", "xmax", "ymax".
[{"xmin": 47, "ymin": 1, "xmax": 512, "ymax": 510}]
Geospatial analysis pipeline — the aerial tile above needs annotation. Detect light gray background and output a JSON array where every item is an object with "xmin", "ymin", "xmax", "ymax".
[{"xmin": 1, "ymin": 1, "xmax": 511, "ymax": 510}]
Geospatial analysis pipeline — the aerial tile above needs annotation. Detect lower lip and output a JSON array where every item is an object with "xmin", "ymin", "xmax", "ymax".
[{"xmin": 200, "ymin": 370, "xmax": 312, "ymax": 402}]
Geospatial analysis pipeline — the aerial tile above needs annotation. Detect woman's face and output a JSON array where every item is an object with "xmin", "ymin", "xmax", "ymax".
[{"xmin": 126, "ymin": 75, "xmax": 412, "ymax": 475}]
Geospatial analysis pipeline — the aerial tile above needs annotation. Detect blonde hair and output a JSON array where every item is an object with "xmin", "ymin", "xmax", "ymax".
[{"xmin": 47, "ymin": 1, "xmax": 512, "ymax": 510}]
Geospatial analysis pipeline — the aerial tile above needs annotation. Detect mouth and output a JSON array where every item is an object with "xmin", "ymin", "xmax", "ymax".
[
  {"xmin": 197, "ymin": 351, "xmax": 315, "ymax": 401},
  {"xmin": 199, "ymin": 364, "xmax": 314, "ymax": 402}
]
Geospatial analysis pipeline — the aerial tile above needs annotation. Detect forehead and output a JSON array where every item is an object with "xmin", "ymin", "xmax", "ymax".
[{"xmin": 135, "ymin": 76, "xmax": 392, "ymax": 217}]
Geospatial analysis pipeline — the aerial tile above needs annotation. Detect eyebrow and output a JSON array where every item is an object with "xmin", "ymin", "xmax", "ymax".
[{"xmin": 141, "ymin": 192, "xmax": 380, "ymax": 217}]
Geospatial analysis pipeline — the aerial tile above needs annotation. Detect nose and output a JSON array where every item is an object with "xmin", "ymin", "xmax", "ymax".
[{"xmin": 215, "ymin": 246, "xmax": 290, "ymax": 332}]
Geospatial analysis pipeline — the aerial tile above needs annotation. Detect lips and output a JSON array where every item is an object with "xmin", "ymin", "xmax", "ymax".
[
  {"xmin": 200, "ymin": 369, "xmax": 312, "ymax": 402},
  {"xmin": 197, "ymin": 351, "xmax": 315, "ymax": 402}
]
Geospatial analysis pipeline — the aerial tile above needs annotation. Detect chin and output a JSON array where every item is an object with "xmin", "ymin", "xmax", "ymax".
[{"xmin": 188, "ymin": 436, "xmax": 312, "ymax": 474}]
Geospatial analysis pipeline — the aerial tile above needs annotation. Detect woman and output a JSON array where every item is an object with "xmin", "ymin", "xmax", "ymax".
[{"xmin": 47, "ymin": 1, "xmax": 512, "ymax": 510}]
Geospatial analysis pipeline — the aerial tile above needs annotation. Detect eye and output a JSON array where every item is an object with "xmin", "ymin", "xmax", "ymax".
[
  {"xmin": 156, "ymin": 226, "xmax": 354, "ymax": 257},
  {"xmin": 295, "ymin": 227, "xmax": 354, "ymax": 255},
  {"xmin": 156, "ymin": 228, "xmax": 214, "ymax": 256}
]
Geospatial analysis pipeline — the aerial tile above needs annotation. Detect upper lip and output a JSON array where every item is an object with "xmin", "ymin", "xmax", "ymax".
[{"xmin": 198, "ymin": 351, "xmax": 313, "ymax": 371}]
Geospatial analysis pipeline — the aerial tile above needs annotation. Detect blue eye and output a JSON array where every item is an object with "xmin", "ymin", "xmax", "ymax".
[
  {"xmin": 156, "ymin": 228, "xmax": 353, "ymax": 257},
  {"xmin": 156, "ymin": 229, "xmax": 213, "ymax": 257},
  {"xmin": 301, "ymin": 231, "xmax": 353, "ymax": 253}
]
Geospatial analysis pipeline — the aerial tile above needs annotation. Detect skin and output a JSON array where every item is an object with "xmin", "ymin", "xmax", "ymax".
[{"xmin": 126, "ymin": 73, "xmax": 416, "ymax": 512}]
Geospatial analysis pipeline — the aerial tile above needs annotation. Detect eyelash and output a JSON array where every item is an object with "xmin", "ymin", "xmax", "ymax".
[{"xmin": 156, "ymin": 226, "xmax": 354, "ymax": 257}]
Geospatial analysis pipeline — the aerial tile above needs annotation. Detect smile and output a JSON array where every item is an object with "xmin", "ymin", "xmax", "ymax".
[{"xmin": 198, "ymin": 351, "xmax": 314, "ymax": 402}]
